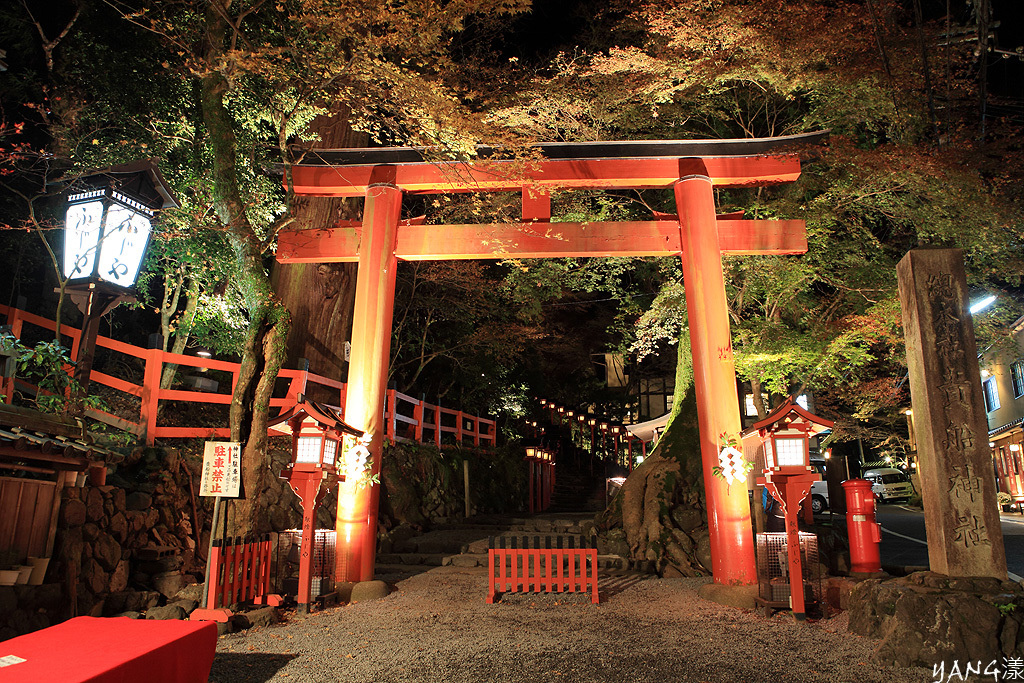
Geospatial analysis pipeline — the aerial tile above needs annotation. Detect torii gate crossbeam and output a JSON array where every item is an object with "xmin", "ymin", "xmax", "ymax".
[{"xmin": 279, "ymin": 132, "xmax": 824, "ymax": 587}]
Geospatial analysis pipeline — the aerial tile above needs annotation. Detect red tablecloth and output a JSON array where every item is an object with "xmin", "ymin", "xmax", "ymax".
[{"xmin": 0, "ymin": 616, "xmax": 217, "ymax": 683}]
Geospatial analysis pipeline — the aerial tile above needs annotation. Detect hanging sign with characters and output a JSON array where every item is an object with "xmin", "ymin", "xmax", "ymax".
[{"xmin": 199, "ymin": 441, "xmax": 242, "ymax": 498}]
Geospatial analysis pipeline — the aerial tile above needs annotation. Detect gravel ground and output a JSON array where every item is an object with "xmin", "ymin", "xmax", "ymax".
[{"xmin": 210, "ymin": 567, "xmax": 932, "ymax": 683}]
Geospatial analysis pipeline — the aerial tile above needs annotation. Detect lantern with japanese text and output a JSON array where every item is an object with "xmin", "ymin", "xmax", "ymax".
[
  {"xmin": 742, "ymin": 397, "xmax": 832, "ymax": 621},
  {"xmin": 271, "ymin": 395, "xmax": 362, "ymax": 610},
  {"xmin": 63, "ymin": 160, "xmax": 178, "ymax": 404}
]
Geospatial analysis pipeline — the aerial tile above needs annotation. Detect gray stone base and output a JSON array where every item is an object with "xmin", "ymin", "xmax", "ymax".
[{"xmin": 849, "ymin": 571, "xmax": 1024, "ymax": 668}]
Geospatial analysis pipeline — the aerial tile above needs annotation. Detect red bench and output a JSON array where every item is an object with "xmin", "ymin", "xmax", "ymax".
[{"xmin": 486, "ymin": 536, "xmax": 599, "ymax": 604}]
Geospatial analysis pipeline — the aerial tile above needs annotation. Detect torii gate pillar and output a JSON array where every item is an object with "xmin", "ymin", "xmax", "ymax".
[
  {"xmin": 336, "ymin": 183, "xmax": 402, "ymax": 583},
  {"xmin": 675, "ymin": 173, "xmax": 757, "ymax": 585}
]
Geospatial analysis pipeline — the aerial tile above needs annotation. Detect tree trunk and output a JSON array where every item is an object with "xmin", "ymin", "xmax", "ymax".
[
  {"xmin": 200, "ymin": 1, "xmax": 291, "ymax": 536},
  {"xmin": 270, "ymin": 107, "xmax": 367, "ymax": 402},
  {"xmin": 598, "ymin": 331, "xmax": 714, "ymax": 577},
  {"xmin": 160, "ymin": 282, "xmax": 200, "ymax": 390}
]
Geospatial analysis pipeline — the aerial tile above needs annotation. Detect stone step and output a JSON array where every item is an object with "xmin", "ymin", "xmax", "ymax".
[
  {"xmin": 377, "ymin": 551, "xmax": 630, "ymax": 571},
  {"xmin": 464, "ymin": 533, "xmax": 595, "ymax": 554}
]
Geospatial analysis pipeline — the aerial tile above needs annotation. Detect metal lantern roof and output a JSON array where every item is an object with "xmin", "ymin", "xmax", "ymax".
[{"xmin": 68, "ymin": 159, "xmax": 180, "ymax": 212}]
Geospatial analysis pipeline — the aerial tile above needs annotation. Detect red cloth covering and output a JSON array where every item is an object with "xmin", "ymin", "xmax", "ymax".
[{"xmin": 0, "ymin": 616, "xmax": 217, "ymax": 683}]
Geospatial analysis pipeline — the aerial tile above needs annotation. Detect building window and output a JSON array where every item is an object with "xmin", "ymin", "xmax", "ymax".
[
  {"xmin": 983, "ymin": 377, "xmax": 1000, "ymax": 412},
  {"xmin": 1011, "ymin": 361, "xmax": 1024, "ymax": 399},
  {"xmin": 744, "ymin": 393, "xmax": 768, "ymax": 417}
]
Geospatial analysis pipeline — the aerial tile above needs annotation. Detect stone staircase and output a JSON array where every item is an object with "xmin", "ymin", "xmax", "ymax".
[{"xmin": 375, "ymin": 514, "xmax": 631, "ymax": 575}]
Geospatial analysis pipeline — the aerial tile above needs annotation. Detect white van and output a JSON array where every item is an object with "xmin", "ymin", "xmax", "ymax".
[{"xmin": 862, "ymin": 467, "xmax": 914, "ymax": 503}]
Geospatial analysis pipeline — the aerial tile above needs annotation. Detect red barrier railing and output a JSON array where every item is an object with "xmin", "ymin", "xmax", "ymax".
[
  {"xmin": 0, "ymin": 304, "xmax": 496, "ymax": 448},
  {"xmin": 486, "ymin": 538, "xmax": 599, "ymax": 604},
  {"xmin": 204, "ymin": 536, "xmax": 277, "ymax": 610}
]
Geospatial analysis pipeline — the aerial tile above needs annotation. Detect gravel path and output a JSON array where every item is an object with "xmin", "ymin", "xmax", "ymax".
[{"xmin": 210, "ymin": 567, "xmax": 931, "ymax": 683}]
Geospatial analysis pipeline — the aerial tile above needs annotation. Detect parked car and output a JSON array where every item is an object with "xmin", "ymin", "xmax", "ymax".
[
  {"xmin": 862, "ymin": 467, "xmax": 915, "ymax": 503},
  {"xmin": 809, "ymin": 460, "xmax": 829, "ymax": 513}
]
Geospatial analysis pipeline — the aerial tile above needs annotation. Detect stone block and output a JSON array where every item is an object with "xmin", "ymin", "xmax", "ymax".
[
  {"xmin": 126, "ymin": 492, "xmax": 153, "ymax": 511},
  {"xmin": 349, "ymin": 580, "xmax": 390, "ymax": 603},
  {"xmin": 152, "ymin": 571, "xmax": 185, "ymax": 599},
  {"xmin": 62, "ymin": 499, "xmax": 87, "ymax": 527},
  {"xmin": 86, "ymin": 487, "xmax": 105, "ymax": 522},
  {"xmin": 94, "ymin": 532, "xmax": 122, "ymax": 572},
  {"xmin": 146, "ymin": 604, "xmax": 187, "ymax": 620},
  {"xmin": 169, "ymin": 598, "xmax": 198, "ymax": 614},
  {"xmin": 172, "ymin": 583, "xmax": 205, "ymax": 604},
  {"xmin": 245, "ymin": 606, "xmax": 279, "ymax": 628},
  {"xmin": 109, "ymin": 560, "xmax": 129, "ymax": 593},
  {"xmin": 109, "ymin": 513, "xmax": 129, "ymax": 544}
]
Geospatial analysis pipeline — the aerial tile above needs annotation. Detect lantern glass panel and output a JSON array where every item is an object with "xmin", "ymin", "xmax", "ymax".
[
  {"xmin": 97, "ymin": 202, "xmax": 152, "ymax": 286},
  {"xmin": 322, "ymin": 438, "xmax": 338, "ymax": 466},
  {"xmin": 64, "ymin": 198, "xmax": 104, "ymax": 279},
  {"xmin": 295, "ymin": 436, "xmax": 323, "ymax": 464},
  {"xmin": 773, "ymin": 437, "xmax": 806, "ymax": 467}
]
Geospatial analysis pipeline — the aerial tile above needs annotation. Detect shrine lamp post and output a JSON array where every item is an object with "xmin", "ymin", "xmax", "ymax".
[
  {"xmin": 743, "ymin": 397, "xmax": 832, "ymax": 621},
  {"xmin": 273, "ymin": 395, "xmax": 363, "ymax": 611},
  {"xmin": 62, "ymin": 160, "xmax": 178, "ymax": 405}
]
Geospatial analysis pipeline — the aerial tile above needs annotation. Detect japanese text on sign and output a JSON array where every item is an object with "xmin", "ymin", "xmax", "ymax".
[{"xmin": 199, "ymin": 441, "xmax": 241, "ymax": 497}]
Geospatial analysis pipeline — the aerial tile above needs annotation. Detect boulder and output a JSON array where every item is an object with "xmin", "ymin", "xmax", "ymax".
[
  {"xmin": 145, "ymin": 604, "xmax": 186, "ymax": 620},
  {"xmin": 109, "ymin": 560, "xmax": 130, "ymax": 593},
  {"xmin": 109, "ymin": 513, "xmax": 129, "ymax": 544},
  {"xmin": 849, "ymin": 571, "xmax": 1024, "ymax": 667},
  {"xmin": 152, "ymin": 571, "xmax": 185, "ymax": 599},
  {"xmin": 62, "ymin": 499, "xmax": 87, "ymax": 526},
  {"xmin": 168, "ymin": 598, "xmax": 198, "ymax": 614},
  {"xmin": 245, "ymin": 606, "xmax": 280, "ymax": 628},
  {"xmin": 349, "ymin": 580, "xmax": 390, "ymax": 603},
  {"xmin": 93, "ymin": 532, "xmax": 122, "ymax": 572},
  {"xmin": 171, "ymin": 583, "xmax": 205, "ymax": 604},
  {"xmin": 86, "ymin": 487, "xmax": 105, "ymax": 522},
  {"xmin": 126, "ymin": 492, "xmax": 152, "ymax": 511},
  {"xmin": 83, "ymin": 559, "xmax": 109, "ymax": 596},
  {"xmin": 82, "ymin": 523, "xmax": 101, "ymax": 542}
]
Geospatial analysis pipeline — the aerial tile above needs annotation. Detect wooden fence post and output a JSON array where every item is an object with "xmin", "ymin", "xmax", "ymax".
[{"xmin": 140, "ymin": 343, "xmax": 163, "ymax": 445}]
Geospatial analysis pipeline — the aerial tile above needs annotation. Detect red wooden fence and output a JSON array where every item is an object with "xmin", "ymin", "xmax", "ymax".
[
  {"xmin": 486, "ymin": 538, "xmax": 599, "ymax": 604},
  {"xmin": 0, "ymin": 304, "xmax": 496, "ymax": 448},
  {"xmin": 202, "ymin": 536, "xmax": 278, "ymax": 612}
]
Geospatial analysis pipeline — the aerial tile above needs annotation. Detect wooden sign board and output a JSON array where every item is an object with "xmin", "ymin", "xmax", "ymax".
[{"xmin": 199, "ymin": 442, "xmax": 242, "ymax": 498}]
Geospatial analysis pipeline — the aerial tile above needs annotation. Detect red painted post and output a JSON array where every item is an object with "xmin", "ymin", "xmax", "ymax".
[
  {"xmin": 205, "ymin": 542, "xmax": 223, "ymax": 609},
  {"xmin": 675, "ymin": 173, "xmax": 757, "ymax": 586},
  {"xmin": 140, "ymin": 345, "xmax": 162, "ymax": 445},
  {"xmin": 385, "ymin": 388, "xmax": 397, "ymax": 443},
  {"xmin": 434, "ymin": 404, "xmax": 442, "ymax": 447},
  {"xmin": 413, "ymin": 400, "xmax": 424, "ymax": 443},
  {"xmin": 296, "ymin": 475, "xmax": 320, "ymax": 608},
  {"xmin": 527, "ymin": 459, "xmax": 535, "ymax": 514},
  {"xmin": 456, "ymin": 411, "xmax": 464, "ymax": 444},
  {"xmin": 338, "ymin": 184, "xmax": 403, "ymax": 583}
]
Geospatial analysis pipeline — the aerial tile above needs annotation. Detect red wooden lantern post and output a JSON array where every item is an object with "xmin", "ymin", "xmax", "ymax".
[
  {"xmin": 525, "ymin": 447, "xmax": 538, "ymax": 514},
  {"xmin": 742, "ymin": 398, "xmax": 832, "ymax": 621},
  {"xmin": 272, "ymin": 397, "xmax": 362, "ymax": 611}
]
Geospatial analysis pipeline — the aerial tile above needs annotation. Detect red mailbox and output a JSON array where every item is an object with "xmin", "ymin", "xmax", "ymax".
[{"xmin": 842, "ymin": 479, "xmax": 882, "ymax": 574}]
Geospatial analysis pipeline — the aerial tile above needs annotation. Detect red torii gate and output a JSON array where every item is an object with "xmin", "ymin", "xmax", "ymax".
[{"xmin": 278, "ymin": 132, "xmax": 824, "ymax": 587}]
